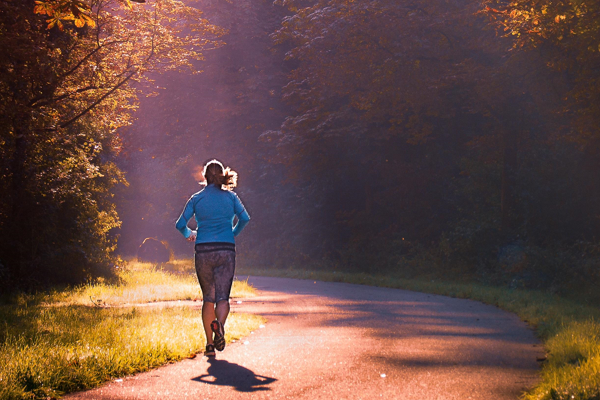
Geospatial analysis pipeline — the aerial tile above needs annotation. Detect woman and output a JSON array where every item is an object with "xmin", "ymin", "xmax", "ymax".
[{"xmin": 176, "ymin": 159, "xmax": 250, "ymax": 357}]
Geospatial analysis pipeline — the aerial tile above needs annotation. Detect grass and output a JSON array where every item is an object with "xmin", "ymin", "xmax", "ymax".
[
  {"xmin": 533, "ymin": 321, "xmax": 600, "ymax": 400},
  {"xmin": 237, "ymin": 266, "xmax": 600, "ymax": 400},
  {"xmin": 46, "ymin": 260, "xmax": 255, "ymax": 307},
  {"xmin": 0, "ymin": 260, "xmax": 263, "ymax": 400}
]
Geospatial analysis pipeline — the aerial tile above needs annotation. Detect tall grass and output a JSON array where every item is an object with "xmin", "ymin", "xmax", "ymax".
[
  {"xmin": 0, "ymin": 261, "xmax": 263, "ymax": 400},
  {"xmin": 238, "ymin": 266, "xmax": 600, "ymax": 400},
  {"xmin": 529, "ymin": 321, "xmax": 600, "ymax": 400}
]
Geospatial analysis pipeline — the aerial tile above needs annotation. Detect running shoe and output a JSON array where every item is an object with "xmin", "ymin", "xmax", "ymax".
[
  {"xmin": 205, "ymin": 343, "xmax": 216, "ymax": 357},
  {"xmin": 211, "ymin": 320, "xmax": 225, "ymax": 351}
]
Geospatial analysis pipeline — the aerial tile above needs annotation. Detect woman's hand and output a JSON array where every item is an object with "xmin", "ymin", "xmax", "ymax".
[{"xmin": 187, "ymin": 231, "xmax": 197, "ymax": 242}]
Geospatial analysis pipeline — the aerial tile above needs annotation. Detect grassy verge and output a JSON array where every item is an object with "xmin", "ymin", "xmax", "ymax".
[
  {"xmin": 237, "ymin": 266, "xmax": 600, "ymax": 400},
  {"xmin": 0, "ymin": 261, "xmax": 263, "ymax": 400},
  {"xmin": 46, "ymin": 260, "xmax": 255, "ymax": 306}
]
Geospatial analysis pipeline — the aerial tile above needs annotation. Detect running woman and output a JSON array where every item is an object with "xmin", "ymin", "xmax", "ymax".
[{"xmin": 175, "ymin": 159, "xmax": 250, "ymax": 357}]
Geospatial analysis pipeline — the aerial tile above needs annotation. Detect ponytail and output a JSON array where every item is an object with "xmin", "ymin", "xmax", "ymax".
[{"xmin": 202, "ymin": 159, "xmax": 238, "ymax": 190}]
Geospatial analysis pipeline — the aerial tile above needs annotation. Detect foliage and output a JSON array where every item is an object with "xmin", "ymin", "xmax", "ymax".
[
  {"xmin": 0, "ymin": 0, "xmax": 223, "ymax": 289},
  {"xmin": 34, "ymin": 0, "xmax": 97, "ymax": 30},
  {"xmin": 528, "ymin": 321, "xmax": 600, "ymax": 400},
  {"xmin": 264, "ymin": 0, "xmax": 578, "ymax": 265},
  {"xmin": 481, "ymin": 0, "xmax": 600, "ymax": 148}
]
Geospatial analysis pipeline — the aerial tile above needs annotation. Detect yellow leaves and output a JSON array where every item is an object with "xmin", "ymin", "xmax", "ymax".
[
  {"xmin": 120, "ymin": 0, "xmax": 146, "ymax": 7},
  {"xmin": 555, "ymin": 15, "xmax": 566, "ymax": 23},
  {"xmin": 79, "ymin": 13, "xmax": 96, "ymax": 28},
  {"xmin": 34, "ymin": 1, "xmax": 95, "ymax": 30},
  {"xmin": 34, "ymin": 1, "xmax": 54, "ymax": 16},
  {"xmin": 47, "ymin": 17, "xmax": 64, "ymax": 31}
]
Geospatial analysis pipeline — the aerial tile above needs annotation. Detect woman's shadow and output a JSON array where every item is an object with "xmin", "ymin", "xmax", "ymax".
[{"xmin": 192, "ymin": 358, "xmax": 277, "ymax": 392}]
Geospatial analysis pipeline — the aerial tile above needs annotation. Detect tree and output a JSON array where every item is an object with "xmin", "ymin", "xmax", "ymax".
[
  {"xmin": 481, "ymin": 0, "xmax": 600, "ymax": 149},
  {"xmin": 265, "ymin": 0, "xmax": 520, "ymax": 259},
  {"xmin": 261, "ymin": 0, "xmax": 594, "ymax": 277},
  {"xmin": 0, "ymin": 0, "xmax": 222, "ymax": 288}
]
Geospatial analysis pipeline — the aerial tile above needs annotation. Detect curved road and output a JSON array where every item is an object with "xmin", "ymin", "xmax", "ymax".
[{"xmin": 67, "ymin": 276, "xmax": 543, "ymax": 399}]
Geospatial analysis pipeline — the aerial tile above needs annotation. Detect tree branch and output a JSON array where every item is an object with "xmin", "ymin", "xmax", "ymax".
[
  {"xmin": 59, "ymin": 39, "xmax": 127, "ymax": 81},
  {"xmin": 56, "ymin": 1, "xmax": 161, "ymax": 130},
  {"xmin": 58, "ymin": 68, "xmax": 137, "ymax": 129},
  {"xmin": 58, "ymin": 19, "xmax": 159, "ymax": 129},
  {"xmin": 27, "ymin": 40, "xmax": 128, "ymax": 108}
]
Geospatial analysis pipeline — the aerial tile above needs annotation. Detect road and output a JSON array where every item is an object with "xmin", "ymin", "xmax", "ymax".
[{"xmin": 66, "ymin": 276, "xmax": 543, "ymax": 399}]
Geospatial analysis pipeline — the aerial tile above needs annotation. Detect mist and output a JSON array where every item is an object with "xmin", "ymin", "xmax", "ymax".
[{"xmin": 113, "ymin": 0, "xmax": 600, "ymax": 300}]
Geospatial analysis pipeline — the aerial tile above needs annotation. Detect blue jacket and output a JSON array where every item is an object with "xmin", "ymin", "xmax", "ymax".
[{"xmin": 175, "ymin": 184, "xmax": 250, "ymax": 244}]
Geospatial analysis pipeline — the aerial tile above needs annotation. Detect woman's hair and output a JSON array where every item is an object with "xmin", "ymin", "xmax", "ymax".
[{"xmin": 201, "ymin": 159, "xmax": 238, "ymax": 190}]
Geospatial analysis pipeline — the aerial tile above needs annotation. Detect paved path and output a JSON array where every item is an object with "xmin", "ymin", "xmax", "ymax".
[{"xmin": 66, "ymin": 276, "xmax": 543, "ymax": 399}]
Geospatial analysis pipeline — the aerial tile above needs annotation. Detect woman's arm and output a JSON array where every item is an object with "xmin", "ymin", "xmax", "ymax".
[
  {"xmin": 233, "ymin": 210, "xmax": 250, "ymax": 237},
  {"xmin": 175, "ymin": 197, "xmax": 196, "ymax": 240},
  {"xmin": 232, "ymin": 192, "xmax": 250, "ymax": 237}
]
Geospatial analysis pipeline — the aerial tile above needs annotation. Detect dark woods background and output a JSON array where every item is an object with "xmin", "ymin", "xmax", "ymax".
[{"xmin": 2, "ymin": 0, "xmax": 600, "ymax": 303}]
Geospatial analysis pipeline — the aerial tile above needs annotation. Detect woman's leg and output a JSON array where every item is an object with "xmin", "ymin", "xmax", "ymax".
[
  {"xmin": 214, "ymin": 251, "xmax": 235, "ymax": 325},
  {"xmin": 195, "ymin": 252, "xmax": 218, "ymax": 344},
  {"xmin": 215, "ymin": 300, "xmax": 230, "ymax": 325},
  {"xmin": 202, "ymin": 301, "xmax": 216, "ymax": 344}
]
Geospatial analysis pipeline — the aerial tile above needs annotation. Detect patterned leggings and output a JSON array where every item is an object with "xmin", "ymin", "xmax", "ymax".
[{"xmin": 194, "ymin": 243, "xmax": 236, "ymax": 303}]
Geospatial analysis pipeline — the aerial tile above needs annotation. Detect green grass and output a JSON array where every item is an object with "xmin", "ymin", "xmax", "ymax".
[
  {"xmin": 237, "ymin": 266, "xmax": 600, "ymax": 400},
  {"xmin": 45, "ymin": 260, "xmax": 255, "ymax": 306},
  {"xmin": 0, "ymin": 261, "xmax": 263, "ymax": 400}
]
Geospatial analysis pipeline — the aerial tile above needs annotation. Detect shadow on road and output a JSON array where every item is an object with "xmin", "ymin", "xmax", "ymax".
[{"xmin": 192, "ymin": 358, "xmax": 277, "ymax": 392}]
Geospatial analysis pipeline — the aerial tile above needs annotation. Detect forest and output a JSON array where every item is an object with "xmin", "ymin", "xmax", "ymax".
[{"xmin": 1, "ymin": 0, "xmax": 600, "ymax": 303}]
